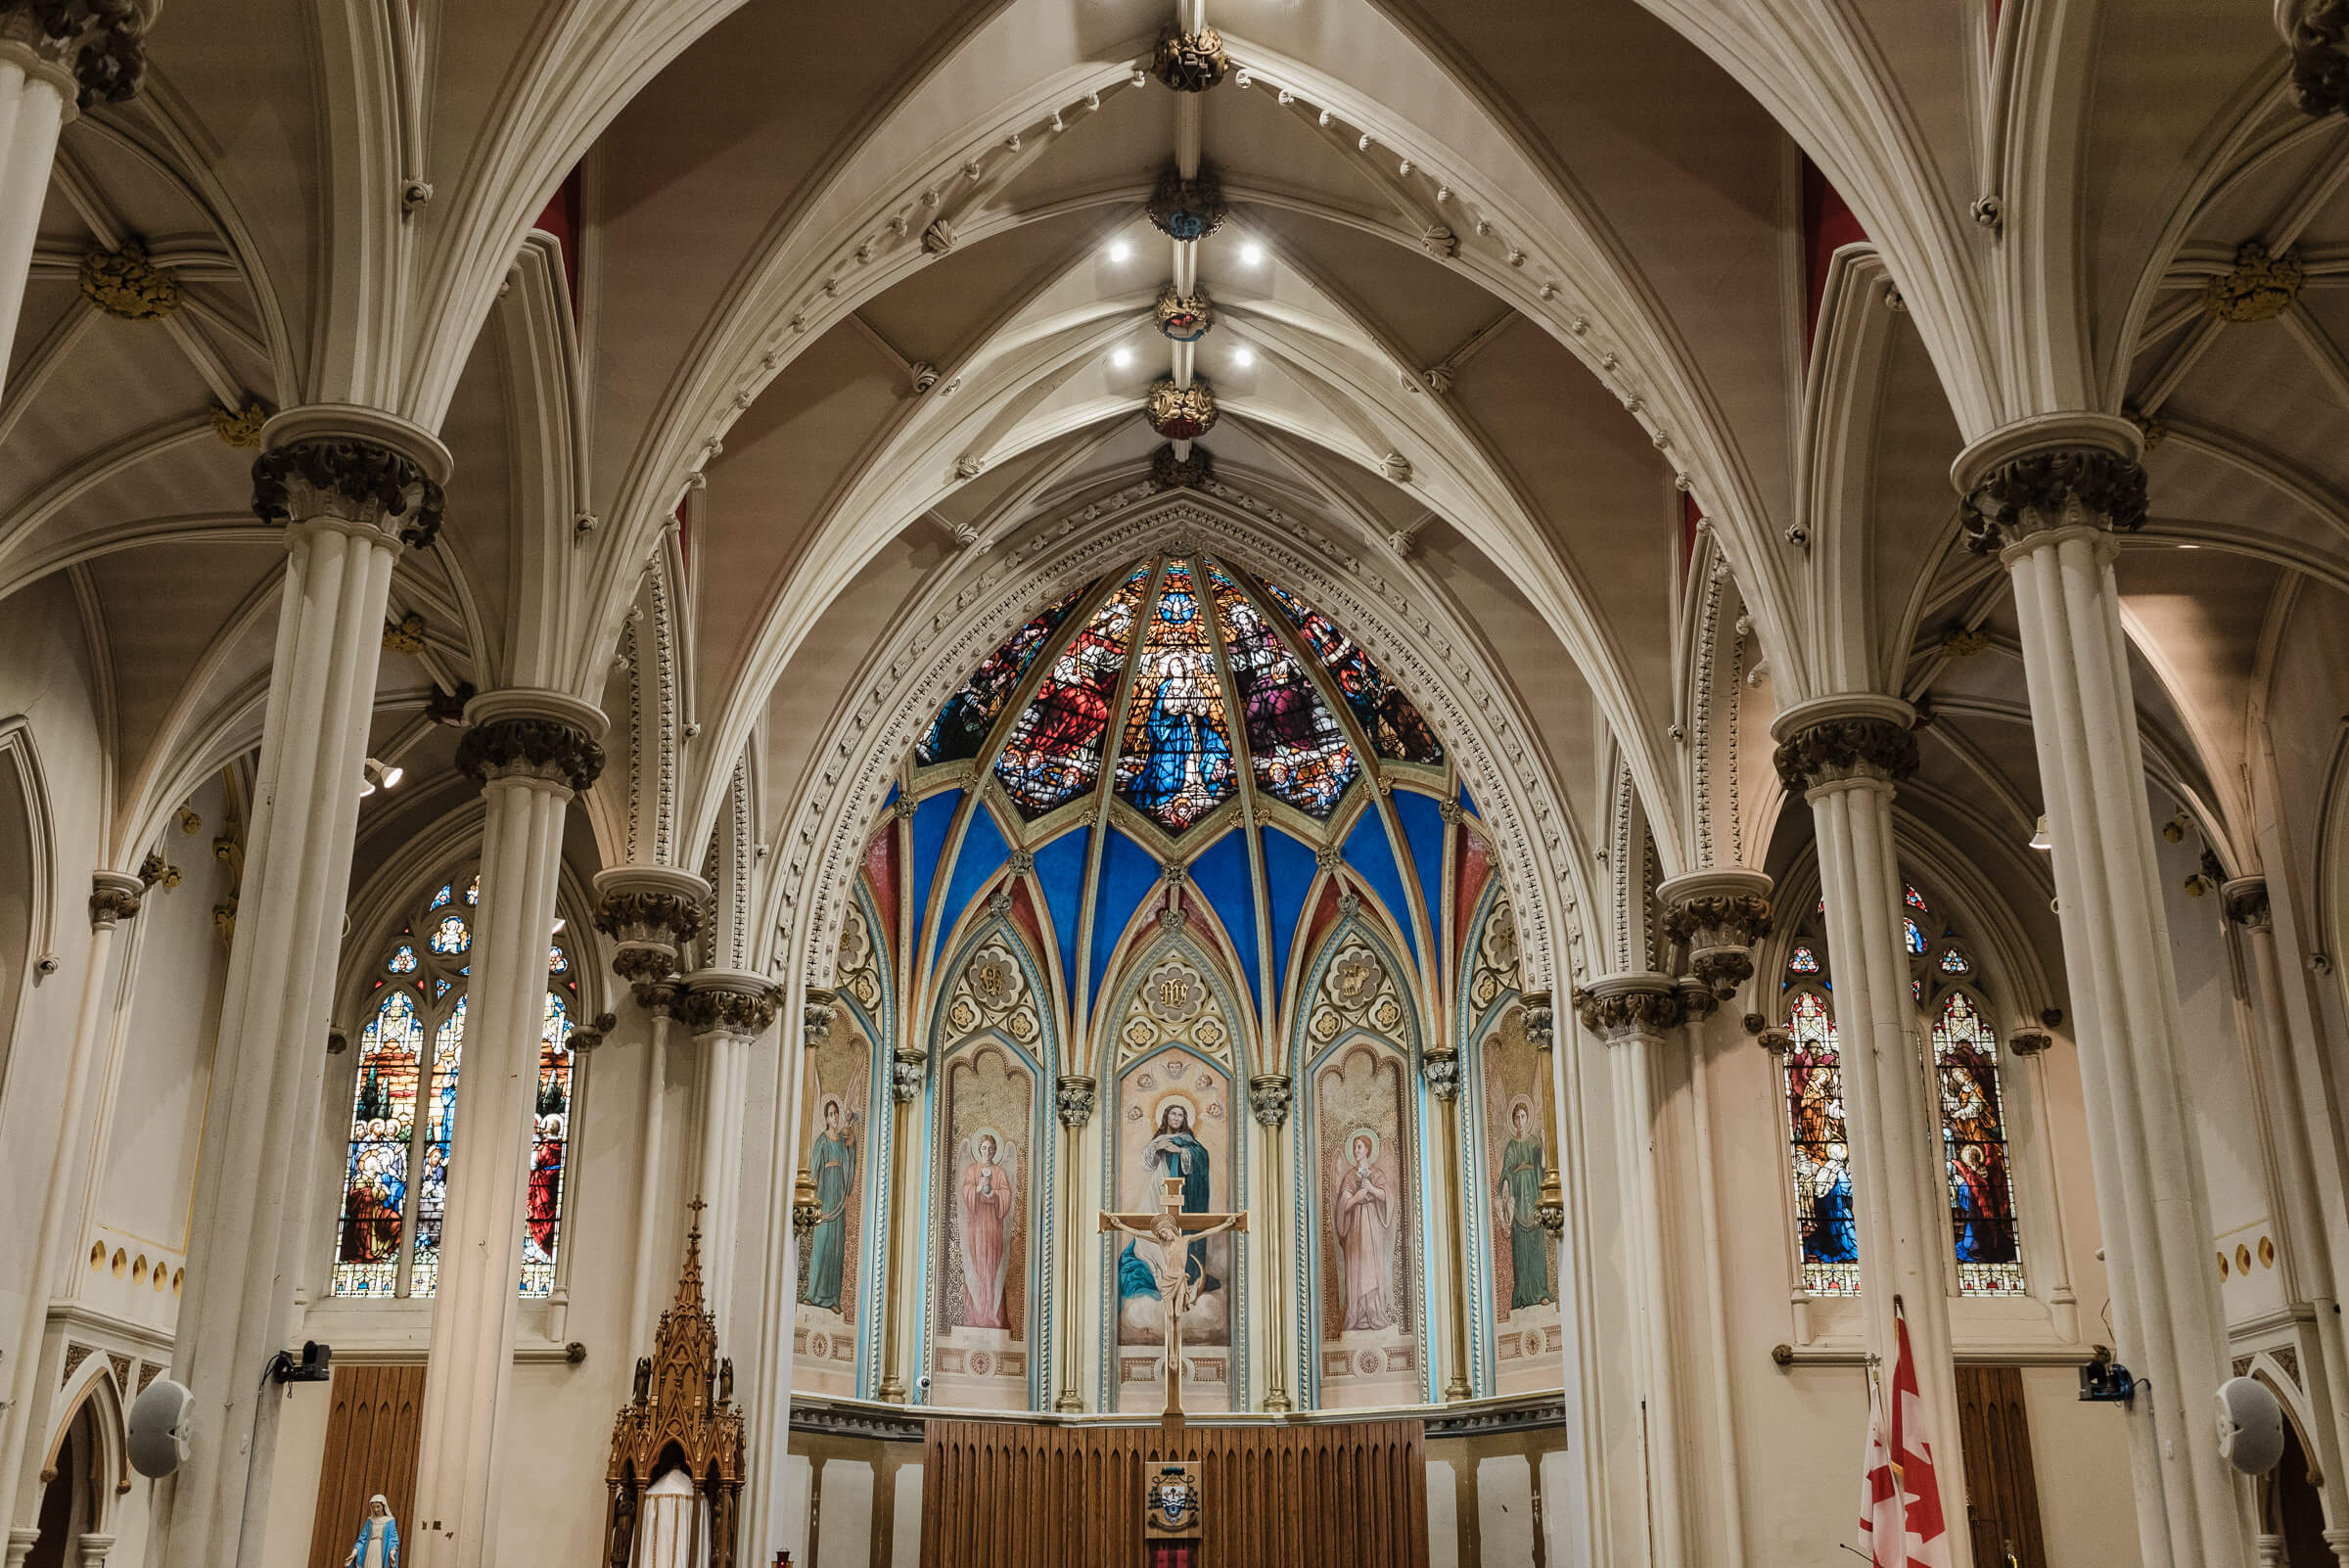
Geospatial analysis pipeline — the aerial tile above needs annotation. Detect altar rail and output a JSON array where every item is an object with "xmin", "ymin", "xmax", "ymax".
[{"xmin": 917, "ymin": 1416, "xmax": 1429, "ymax": 1568}]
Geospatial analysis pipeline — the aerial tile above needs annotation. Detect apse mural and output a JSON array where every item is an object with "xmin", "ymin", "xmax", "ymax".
[
  {"xmin": 1461, "ymin": 886, "xmax": 1561, "ymax": 1393},
  {"xmin": 927, "ymin": 934, "xmax": 1050, "ymax": 1410},
  {"xmin": 794, "ymin": 897, "xmax": 885, "ymax": 1396},
  {"xmin": 1299, "ymin": 932, "xmax": 1426, "ymax": 1407},
  {"xmin": 1105, "ymin": 938, "xmax": 1243, "ymax": 1414}
]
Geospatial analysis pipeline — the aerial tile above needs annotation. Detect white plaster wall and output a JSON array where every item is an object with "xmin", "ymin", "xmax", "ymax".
[
  {"xmin": 1476, "ymin": 1453, "xmax": 1537, "ymax": 1565},
  {"xmin": 890, "ymin": 1460, "xmax": 921, "ymax": 1566},
  {"xmin": 814, "ymin": 1456, "xmax": 874, "ymax": 1565},
  {"xmin": 1426, "ymin": 1455, "xmax": 1458, "ymax": 1568}
]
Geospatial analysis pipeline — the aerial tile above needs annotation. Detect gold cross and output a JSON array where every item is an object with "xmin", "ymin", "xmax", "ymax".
[{"xmin": 1100, "ymin": 1176, "xmax": 1246, "ymax": 1429}]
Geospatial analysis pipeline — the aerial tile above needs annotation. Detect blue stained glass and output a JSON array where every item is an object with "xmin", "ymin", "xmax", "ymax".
[
  {"xmin": 918, "ymin": 584, "xmax": 1090, "ymax": 765},
  {"xmin": 1204, "ymin": 561, "xmax": 1355, "ymax": 816},
  {"xmin": 389, "ymin": 945, "xmax": 418, "ymax": 973},
  {"xmin": 409, "ymin": 998, "xmax": 466, "ymax": 1297},
  {"xmin": 1258, "ymin": 576, "xmax": 1443, "ymax": 764},
  {"xmin": 1788, "ymin": 945, "xmax": 1820, "ymax": 974},
  {"xmin": 548, "ymin": 945, "xmax": 568, "ymax": 972},
  {"xmin": 996, "ymin": 568, "xmax": 1147, "ymax": 818},
  {"xmin": 1114, "ymin": 563, "xmax": 1237, "ymax": 832},
  {"xmin": 334, "ymin": 992, "xmax": 421, "ymax": 1296},
  {"xmin": 430, "ymin": 884, "xmax": 452, "ymax": 911},
  {"xmin": 429, "ymin": 914, "xmax": 470, "ymax": 954},
  {"xmin": 1939, "ymin": 947, "xmax": 1969, "ymax": 974},
  {"xmin": 1905, "ymin": 918, "xmax": 1926, "ymax": 954},
  {"xmin": 1783, "ymin": 991, "xmax": 1859, "ymax": 1296}
]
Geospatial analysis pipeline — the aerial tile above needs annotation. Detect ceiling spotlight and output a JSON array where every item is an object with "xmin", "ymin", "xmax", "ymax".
[
  {"xmin": 2029, "ymin": 814, "xmax": 2052, "ymax": 852},
  {"xmin": 1108, "ymin": 240, "xmax": 1132, "ymax": 262},
  {"xmin": 1241, "ymin": 242, "xmax": 1266, "ymax": 265},
  {"xmin": 1112, "ymin": 346, "xmax": 1134, "ymax": 369},
  {"xmin": 1232, "ymin": 346, "xmax": 1255, "ymax": 368},
  {"xmin": 552, "ymin": 917, "xmax": 567, "ymax": 935},
  {"xmin": 365, "ymin": 758, "xmax": 402, "ymax": 790}
]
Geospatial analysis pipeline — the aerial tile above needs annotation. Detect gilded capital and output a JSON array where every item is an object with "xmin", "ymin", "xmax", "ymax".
[
  {"xmin": 1056, "ymin": 1074, "xmax": 1099, "ymax": 1129},
  {"xmin": 250, "ymin": 407, "xmax": 452, "ymax": 549},
  {"xmin": 1144, "ymin": 377, "xmax": 1220, "ymax": 440}
]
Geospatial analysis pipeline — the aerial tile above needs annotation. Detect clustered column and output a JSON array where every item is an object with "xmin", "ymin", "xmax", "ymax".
[
  {"xmin": 1247, "ymin": 1074, "xmax": 1294, "ymax": 1412},
  {"xmin": 1575, "ymin": 976, "xmax": 1688, "ymax": 1566},
  {"xmin": 1954, "ymin": 419, "xmax": 2242, "ymax": 1568},
  {"xmin": 0, "ymin": 1, "xmax": 145, "ymax": 403},
  {"xmin": 410, "ymin": 691, "xmax": 604, "ymax": 1568},
  {"xmin": 1772, "ymin": 697, "xmax": 1973, "ymax": 1568},
  {"xmin": 0, "ymin": 872, "xmax": 141, "ymax": 1536},
  {"xmin": 1051, "ymin": 1074, "xmax": 1096, "ymax": 1412},
  {"xmin": 160, "ymin": 407, "xmax": 449, "ymax": 1568},
  {"xmin": 677, "ymin": 968, "xmax": 782, "ymax": 1334},
  {"xmin": 591, "ymin": 866, "xmax": 710, "ymax": 1349},
  {"xmin": 1420, "ymin": 1045, "xmax": 1475, "ymax": 1404},
  {"xmin": 875, "ymin": 1038, "xmax": 927, "ymax": 1403}
]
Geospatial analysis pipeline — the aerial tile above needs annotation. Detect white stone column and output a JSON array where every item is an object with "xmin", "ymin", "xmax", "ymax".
[
  {"xmin": 1957, "ymin": 419, "xmax": 2246, "ymax": 1568},
  {"xmin": 1773, "ymin": 696, "xmax": 1974, "ymax": 1568},
  {"xmin": 1052, "ymin": 1074, "xmax": 1099, "ymax": 1411},
  {"xmin": 0, "ymin": 872, "xmax": 139, "ymax": 1530},
  {"xmin": 406, "ymin": 691, "xmax": 603, "ymax": 1568},
  {"xmin": 590, "ymin": 866, "xmax": 711, "ymax": 1351},
  {"xmin": 1576, "ymin": 975, "xmax": 1689, "ymax": 1567},
  {"xmin": 1244, "ymin": 1074, "xmax": 1293, "ymax": 1412},
  {"xmin": 156, "ymin": 406, "xmax": 448, "ymax": 1568},
  {"xmin": 73, "ymin": 1532, "xmax": 112, "ymax": 1568},
  {"xmin": 678, "ymin": 968, "xmax": 781, "ymax": 1334}
]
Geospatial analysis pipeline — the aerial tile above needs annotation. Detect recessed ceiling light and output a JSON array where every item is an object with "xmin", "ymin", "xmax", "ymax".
[
  {"xmin": 2178, "ymin": 542, "xmax": 2200, "ymax": 549},
  {"xmin": 1233, "ymin": 346, "xmax": 1255, "ymax": 367},
  {"xmin": 1108, "ymin": 240, "xmax": 1132, "ymax": 262},
  {"xmin": 1241, "ymin": 242, "xmax": 1266, "ymax": 265},
  {"xmin": 1112, "ymin": 346, "xmax": 1134, "ymax": 368}
]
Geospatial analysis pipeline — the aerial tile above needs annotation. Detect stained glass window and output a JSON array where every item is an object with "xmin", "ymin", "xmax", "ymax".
[
  {"xmin": 331, "ymin": 872, "xmax": 581, "ymax": 1300},
  {"xmin": 1257, "ymin": 576, "xmax": 1444, "ymax": 764},
  {"xmin": 333, "ymin": 990, "xmax": 422, "ymax": 1296},
  {"xmin": 1905, "ymin": 884, "xmax": 1928, "ymax": 910},
  {"xmin": 1934, "ymin": 991, "xmax": 2025, "ymax": 1295},
  {"xmin": 1938, "ymin": 947, "xmax": 1969, "ymax": 974},
  {"xmin": 522, "ymin": 992, "xmax": 573, "ymax": 1295},
  {"xmin": 918, "ymin": 583, "xmax": 1090, "ymax": 765},
  {"xmin": 1204, "ymin": 561, "xmax": 1357, "ymax": 817},
  {"xmin": 1783, "ymin": 991, "xmax": 1860, "ymax": 1297},
  {"xmin": 995, "ymin": 567, "xmax": 1147, "ymax": 818},
  {"xmin": 1113, "ymin": 563, "xmax": 1238, "ymax": 832},
  {"xmin": 1903, "ymin": 918, "xmax": 1925, "ymax": 954},
  {"xmin": 1787, "ymin": 945, "xmax": 1820, "ymax": 974}
]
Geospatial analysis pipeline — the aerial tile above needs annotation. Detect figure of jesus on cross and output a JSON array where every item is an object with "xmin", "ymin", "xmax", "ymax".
[{"xmin": 1101, "ymin": 1176, "xmax": 1247, "ymax": 1429}]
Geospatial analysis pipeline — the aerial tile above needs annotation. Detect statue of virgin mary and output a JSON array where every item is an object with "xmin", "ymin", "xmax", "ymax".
[{"xmin": 344, "ymin": 1495, "xmax": 399, "ymax": 1568}]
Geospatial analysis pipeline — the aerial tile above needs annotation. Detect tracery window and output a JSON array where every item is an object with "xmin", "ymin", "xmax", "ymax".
[
  {"xmin": 332, "ymin": 872, "xmax": 581, "ymax": 1299},
  {"xmin": 1781, "ymin": 987, "xmax": 1860, "ymax": 1297}
]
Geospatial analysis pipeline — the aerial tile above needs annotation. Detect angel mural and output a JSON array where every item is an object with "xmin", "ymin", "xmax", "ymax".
[
  {"xmin": 803, "ymin": 1095, "xmax": 857, "ymax": 1311},
  {"xmin": 957, "ymin": 1129, "xmax": 1018, "ymax": 1329},
  {"xmin": 1493, "ymin": 1101, "xmax": 1555, "ymax": 1310}
]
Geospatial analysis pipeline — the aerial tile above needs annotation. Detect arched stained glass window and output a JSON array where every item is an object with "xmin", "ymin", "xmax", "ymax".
[
  {"xmin": 1934, "ymin": 991, "xmax": 2024, "ymax": 1295},
  {"xmin": 1783, "ymin": 990, "xmax": 1859, "ymax": 1297},
  {"xmin": 1206, "ymin": 561, "xmax": 1357, "ymax": 817},
  {"xmin": 1114, "ymin": 562, "xmax": 1237, "ymax": 831},
  {"xmin": 919, "ymin": 583, "xmax": 1090, "ymax": 766},
  {"xmin": 1259, "ymin": 577, "xmax": 1444, "ymax": 764},
  {"xmin": 332, "ymin": 870, "xmax": 581, "ymax": 1299},
  {"xmin": 994, "ymin": 567, "xmax": 1148, "ymax": 818}
]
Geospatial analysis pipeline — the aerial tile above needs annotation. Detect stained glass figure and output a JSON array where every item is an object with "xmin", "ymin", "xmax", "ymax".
[
  {"xmin": 1934, "ymin": 991, "xmax": 2024, "ymax": 1295},
  {"xmin": 522, "ymin": 992, "xmax": 573, "ymax": 1295},
  {"xmin": 465, "ymin": 876, "xmax": 480, "ymax": 904},
  {"xmin": 409, "ymin": 997, "xmax": 466, "ymax": 1297},
  {"xmin": 1783, "ymin": 992, "xmax": 1859, "ymax": 1296},
  {"xmin": 430, "ymin": 884, "xmax": 453, "ymax": 910},
  {"xmin": 1903, "ymin": 918, "xmax": 1925, "ymax": 954},
  {"xmin": 1110, "ymin": 561, "xmax": 1238, "ymax": 832},
  {"xmin": 919, "ymin": 584, "xmax": 1090, "ymax": 765},
  {"xmin": 429, "ymin": 913, "xmax": 470, "ymax": 955},
  {"xmin": 1204, "ymin": 560, "xmax": 1357, "ymax": 817},
  {"xmin": 333, "ymin": 990, "xmax": 422, "ymax": 1296},
  {"xmin": 1256, "ymin": 576, "xmax": 1444, "ymax": 764},
  {"xmin": 995, "ymin": 567, "xmax": 1148, "ymax": 818},
  {"xmin": 1788, "ymin": 945, "xmax": 1820, "ymax": 974}
]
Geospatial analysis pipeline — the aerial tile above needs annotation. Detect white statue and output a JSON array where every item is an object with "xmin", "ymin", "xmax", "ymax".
[{"xmin": 344, "ymin": 1495, "xmax": 399, "ymax": 1568}]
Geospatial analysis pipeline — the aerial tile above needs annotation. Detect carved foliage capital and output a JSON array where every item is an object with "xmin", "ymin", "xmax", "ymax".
[
  {"xmin": 1519, "ymin": 990, "xmax": 1555, "ymax": 1051},
  {"xmin": 252, "ymin": 436, "xmax": 448, "ymax": 548},
  {"xmin": 677, "ymin": 981, "xmax": 781, "ymax": 1038},
  {"xmin": 2223, "ymin": 878, "xmax": 2273, "ymax": 932},
  {"xmin": 456, "ymin": 715, "xmax": 605, "ymax": 793},
  {"xmin": 891, "ymin": 1052, "xmax": 927, "ymax": 1103},
  {"xmin": 1663, "ymin": 893, "xmax": 1773, "ymax": 999},
  {"xmin": 88, "ymin": 872, "xmax": 142, "ymax": 927},
  {"xmin": 1247, "ymin": 1074, "xmax": 1293, "ymax": 1127},
  {"xmin": 1958, "ymin": 446, "xmax": 2147, "ymax": 555},
  {"xmin": 1572, "ymin": 983, "xmax": 1685, "ymax": 1041},
  {"xmin": 3, "ymin": 0, "xmax": 148, "ymax": 105},
  {"xmin": 804, "ymin": 988, "xmax": 840, "ymax": 1041},
  {"xmin": 1055, "ymin": 1075, "xmax": 1098, "ymax": 1129},
  {"xmin": 1773, "ymin": 716, "xmax": 1918, "ymax": 794},
  {"xmin": 2283, "ymin": 0, "xmax": 2349, "ymax": 116},
  {"xmin": 1420, "ymin": 1050, "xmax": 1462, "ymax": 1100}
]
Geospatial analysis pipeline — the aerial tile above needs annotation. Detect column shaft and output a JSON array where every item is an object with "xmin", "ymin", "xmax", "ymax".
[
  {"xmin": 409, "ymin": 761, "xmax": 576, "ymax": 1567},
  {"xmin": 2005, "ymin": 528, "xmax": 2239, "ymax": 1567},
  {"xmin": 677, "ymin": 971, "xmax": 781, "ymax": 1337},
  {"xmin": 1249, "ymin": 1075, "xmax": 1294, "ymax": 1412},
  {"xmin": 875, "ymin": 1053, "xmax": 922, "ymax": 1403},
  {"xmin": 1053, "ymin": 1076, "xmax": 1097, "ymax": 1413},
  {"xmin": 0, "ymin": 40, "xmax": 70, "ymax": 404},
  {"xmin": 629, "ymin": 1005, "xmax": 675, "ymax": 1351}
]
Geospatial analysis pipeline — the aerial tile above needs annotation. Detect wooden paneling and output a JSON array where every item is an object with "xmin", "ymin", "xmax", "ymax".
[
  {"xmin": 919, "ymin": 1418, "xmax": 1428, "ymax": 1568},
  {"xmin": 305, "ymin": 1364, "xmax": 425, "ymax": 1568},
  {"xmin": 1956, "ymin": 1364, "xmax": 2047, "ymax": 1568}
]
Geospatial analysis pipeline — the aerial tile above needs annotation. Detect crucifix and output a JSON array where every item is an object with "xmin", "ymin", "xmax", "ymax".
[{"xmin": 1100, "ymin": 1176, "xmax": 1247, "ymax": 1429}]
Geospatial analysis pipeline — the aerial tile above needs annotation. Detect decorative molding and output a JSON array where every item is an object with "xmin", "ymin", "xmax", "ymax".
[
  {"xmin": 382, "ymin": 612, "xmax": 428, "ymax": 656},
  {"xmin": 2203, "ymin": 242, "xmax": 2305, "ymax": 322},
  {"xmin": 1572, "ymin": 977, "xmax": 1685, "ymax": 1040},
  {"xmin": 1149, "ymin": 441, "xmax": 1212, "ymax": 489},
  {"xmin": 1773, "ymin": 715, "xmax": 1918, "ymax": 794},
  {"xmin": 456, "ymin": 714, "xmax": 606, "ymax": 792},
  {"xmin": 1144, "ymin": 377, "xmax": 1219, "ymax": 439},
  {"xmin": 2283, "ymin": 0, "xmax": 2349, "ymax": 115},
  {"xmin": 1154, "ymin": 285, "xmax": 1214, "ymax": 343},
  {"xmin": 677, "ymin": 971, "xmax": 783, "ymax": 1038},
  {"xmin": 2006, "ymin": 1031, "xmax": 2053, "ymax": 1057},
  {"xmin": 1956, "ymin": 447, "xmax": 2147, "ymax": 555},
  {"xmin": 1054, "ymin": 1074, "xmax": 1097, "ymax": 1129},
  {"xmin": 251, "ymin": 437, "xmax": 447, "ymax": 549},
  {"xmin": 77, "ymin": 239, "xmax": 176, "ymax": 319},
  {"xmin": 1146, "ymin": 161, "xmax": 1228, "ymax": 240},
  {"xmin": 210, "ymin": 400, "xmax": 269, "ymax": 448},
  {"xmin": 1247, "ymin": 1073, "xmax": 1292, "ymax": 1128},
  {"xmin": 1150, "ymin": 25, "xmax": 1228, "ymax": 92}
]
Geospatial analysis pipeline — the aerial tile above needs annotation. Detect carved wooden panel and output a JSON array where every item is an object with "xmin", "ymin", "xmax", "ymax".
[
  {"xmin": 919, "ymin": 1417, "xmax": 1427, "ymax": 1568},
  {"xmin": 305, "ymin": 1364, "xmax": 425, "ymax": 1568},
  {"xmin": 1955, "ymin": 1364, "xmax": 2046, "ymax": 1568}
]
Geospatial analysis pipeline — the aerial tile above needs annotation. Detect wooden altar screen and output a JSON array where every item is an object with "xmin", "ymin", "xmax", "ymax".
[{"xmin": 918, "ymin": 1417, "xmax": 1428, "ymax": 1568}]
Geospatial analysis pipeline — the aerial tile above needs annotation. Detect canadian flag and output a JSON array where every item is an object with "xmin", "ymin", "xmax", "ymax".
[{"xmin": 1859, "ymin": 1307, "xmax": 1954, "ymax": 1568}]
